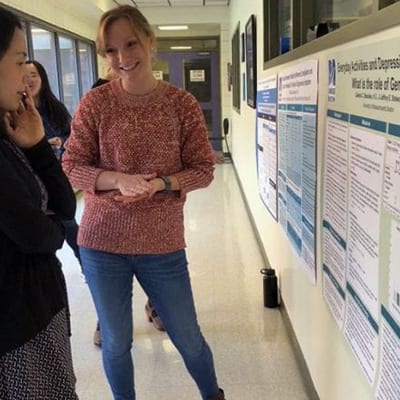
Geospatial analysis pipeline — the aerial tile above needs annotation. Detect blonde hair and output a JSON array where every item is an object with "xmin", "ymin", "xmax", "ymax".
[{"xmin": 96, "ymin": 5, "xmax": 155, "ymax": 57}]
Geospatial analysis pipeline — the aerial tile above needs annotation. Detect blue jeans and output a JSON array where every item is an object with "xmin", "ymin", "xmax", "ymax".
[{"xmin": 80, "ymin": 248, "xmax": 220, "ymax": 400}]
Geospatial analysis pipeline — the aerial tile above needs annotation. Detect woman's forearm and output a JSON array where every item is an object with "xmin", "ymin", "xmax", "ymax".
[{"xmin": 95, "ymin": 170, "xmax": 121, "ymax": 191}]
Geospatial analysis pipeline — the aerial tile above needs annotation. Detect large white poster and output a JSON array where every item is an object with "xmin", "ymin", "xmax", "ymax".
[
  {"xmin": 277, "ymin": 60, "xmax": 318, "ymax": 284},
  {"xmin": 322, "ymin": 32, "xmax": 400, "ymax": 394}
]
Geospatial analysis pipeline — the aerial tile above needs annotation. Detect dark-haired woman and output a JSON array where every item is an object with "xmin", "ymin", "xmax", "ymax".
[
  {"xmin": 25, "ymin": 60, "xmax": 81, "ymax": 265},
  {"xmin": 0, "ymin": 6, "xmax": 78, "ymax": 399}
]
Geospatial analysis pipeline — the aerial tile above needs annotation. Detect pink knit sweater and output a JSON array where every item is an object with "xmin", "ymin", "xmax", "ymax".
[{"xmin": 62, "ymin": 79, "xmax": 214, "ymax": 254}]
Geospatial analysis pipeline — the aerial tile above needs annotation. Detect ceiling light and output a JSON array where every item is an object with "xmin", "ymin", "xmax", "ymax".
[
  {"xmin": 170, "ymin": 46, "xmax": 192, "ymax": 50},
  {"xmin": 158, "ymin": 25, "xmax": 189, "ymax": 31}
]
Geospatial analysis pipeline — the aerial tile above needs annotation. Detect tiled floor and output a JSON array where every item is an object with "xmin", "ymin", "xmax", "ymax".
[{"xmin": 59, "ymin": 163, "xmax": 311, "ymax": 400}]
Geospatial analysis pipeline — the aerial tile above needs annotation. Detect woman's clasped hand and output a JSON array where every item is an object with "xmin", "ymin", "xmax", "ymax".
[{"xmin": 113, "ymin": 172, "xmax": 161, "ymax": 202}]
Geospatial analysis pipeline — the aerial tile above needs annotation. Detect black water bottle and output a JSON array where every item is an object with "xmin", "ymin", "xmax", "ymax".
[{"xmin": 260, "ymin": 268, "xmax": 278, "ymax": 308}]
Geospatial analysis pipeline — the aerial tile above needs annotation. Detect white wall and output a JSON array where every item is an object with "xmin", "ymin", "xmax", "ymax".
[{"xmin": 228, "ymin": 1, "xmax": 386, "ymax": 399}]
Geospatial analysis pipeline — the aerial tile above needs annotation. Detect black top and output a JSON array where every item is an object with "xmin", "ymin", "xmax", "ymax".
[
  {"xmin": 0, "ymin": 132, "xmax": 76, "ymax": 356},
  {"xmin": 38, "ymin": 103, "xmax": 71, "ymax": 160}
]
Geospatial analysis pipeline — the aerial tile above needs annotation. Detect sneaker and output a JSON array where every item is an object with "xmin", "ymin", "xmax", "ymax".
[
  {"xmin": 145, "ymin": 300, "xmax": 165, "ymax": 331},
  {"xmin": 207, "ymin": 389, "xmax": 226, "ymax": 399},
  {"xmin": 93, "ymin": 326, "xmax": 101, "ymax": 347}
]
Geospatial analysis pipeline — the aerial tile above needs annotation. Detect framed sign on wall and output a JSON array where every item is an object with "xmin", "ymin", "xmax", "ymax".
[
  {"xmin": 245, "ymin": 14, "xmax": 257, "ymax": 108},
  {"xmin": 231, "ymin": 23, "xmax": 241, "ymax": 112}
]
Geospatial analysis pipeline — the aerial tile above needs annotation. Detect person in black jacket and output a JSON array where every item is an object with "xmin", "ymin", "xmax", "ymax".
[
  {"xmin": 0, "ymin": 6, "xmax": 79, "ymax": 399},
  {"xmin": 24, "ymin": 60, "xmax": 81, "ymax": 265}
]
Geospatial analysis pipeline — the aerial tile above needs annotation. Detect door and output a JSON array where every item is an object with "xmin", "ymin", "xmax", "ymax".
[{"xmin": 154, "ymin": 51, "xmax": 221, "ymax": 150}]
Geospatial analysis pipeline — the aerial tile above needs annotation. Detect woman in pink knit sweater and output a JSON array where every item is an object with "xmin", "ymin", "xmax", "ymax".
[{"xmin": 62, "ymin": 5, "xmax": 225, "ymax": 400}]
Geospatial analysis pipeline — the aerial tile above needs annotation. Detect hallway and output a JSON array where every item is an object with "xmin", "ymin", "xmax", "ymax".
[{"xmin": 59, "ymin": 163, "xmax": 311, "ymax": 400}]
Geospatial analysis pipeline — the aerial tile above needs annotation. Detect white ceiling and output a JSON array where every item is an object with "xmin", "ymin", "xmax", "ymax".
[
  {"xmin": 58, "ymin": 0, "xmax": 228, "ymax": 39},
  {"xmin": 97, "ymin": 0, "xmax": 229, "ymax": 37},
  {"xmin": 155, "ymin": 23, "xmax": 220, "ymax": 38}
]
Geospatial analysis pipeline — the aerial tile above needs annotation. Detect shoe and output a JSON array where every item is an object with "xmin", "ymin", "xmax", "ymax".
[
  {"xmin": 145, "ymin": 300, "xmax": 165, "ymax": 331},
  {"xmin": 207, "ymin": 389, "xmax": 225, "ymax": 400},
  {"xmin": 212, "ymin": 150, "xmax": 224, "ymax": 164},
  {"xmin": 93, "ymin": 325, "xmax": 101, "ymax": 347}
]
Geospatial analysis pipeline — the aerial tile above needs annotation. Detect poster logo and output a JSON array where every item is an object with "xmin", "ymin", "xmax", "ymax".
[{"xmin": 328, "ymin": 58, "xmax": 336, "ymax": 102}]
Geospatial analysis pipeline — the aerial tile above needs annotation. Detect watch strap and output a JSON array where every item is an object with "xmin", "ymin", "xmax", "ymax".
[{"xmin": 159, "ymin": 175, "xmax": 171, "ymax": 192}]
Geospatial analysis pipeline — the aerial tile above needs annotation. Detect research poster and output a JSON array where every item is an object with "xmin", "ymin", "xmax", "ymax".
[
  {"xmin": 322, "ymin": 34, "xmax": 400, "ymax": 394},
  {"xmin": 376, "ymin": 221, "xmax": 400, "ymax": 398},
  {"xmin": 277, "ymin": 60, "xmax": 318, "ymax": 284},
  {"xmin": 256, "ymin": 76, "xmax": 278, "ymax": 220}
]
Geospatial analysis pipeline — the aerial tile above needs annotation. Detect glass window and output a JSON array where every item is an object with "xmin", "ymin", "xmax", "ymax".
[
  {"xmin": 16, "ymin": 10, "xmax": 96, "ymax": 109},
  {"xmin": 381, "ymin": 0, "xmax": 400, "ymax": 7},
  {"xmin": 30, "ymin": 24, "xmax": 60, "ymax": 97},
  {"xmin": 278, "ymin": 0, "xmax": 292, "ymax": 52},
  {"xmin": 59, "ymin": 35, "xmax": 80, "ymax": 114},
  {"xmin": 264, "ymin": 0, "xmax": 391, "ymax": 64},
  {"xmin": 317, "ymin": 0, "xmax": 373, "ymax": 24},
  {"xmin": 78, "ymin": 41, "xmax": 94, "ymax": 95}
]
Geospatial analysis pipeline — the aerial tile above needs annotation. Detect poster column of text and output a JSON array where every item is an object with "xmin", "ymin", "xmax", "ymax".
[{"xmin": 277, "ymin": 60, "xmax": 318, "ymax": 283}]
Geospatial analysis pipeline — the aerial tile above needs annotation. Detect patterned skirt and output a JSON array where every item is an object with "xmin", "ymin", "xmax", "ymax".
[{"xmin": 0, "ymin": 309, "xmax": 79, "ymax": 400}]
